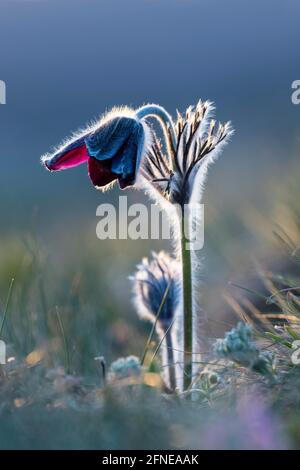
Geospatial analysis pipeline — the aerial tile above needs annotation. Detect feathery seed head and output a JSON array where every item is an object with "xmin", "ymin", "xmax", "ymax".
[{"xmin": 141, "ymin": 100, "xmax": 233, "ymax": 206}]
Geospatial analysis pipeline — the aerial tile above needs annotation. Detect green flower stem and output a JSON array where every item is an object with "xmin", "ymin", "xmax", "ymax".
[{"xmin": 181, "ymin": 212, "xmax": 193, "ymax": 391}]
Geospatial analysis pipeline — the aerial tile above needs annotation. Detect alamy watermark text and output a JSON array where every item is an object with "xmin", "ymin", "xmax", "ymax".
[{"xmin": 95, "ymin": 196, "xmax": 204, "ymax": 251}]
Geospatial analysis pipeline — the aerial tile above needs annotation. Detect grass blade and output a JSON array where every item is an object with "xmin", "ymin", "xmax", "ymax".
[
  {"xmin": 55, "ymin": 306, "xmax": 70, "ymax": 374},
  {"xmin": 149, "ymin": 316, "xmax": 176, "ymax": 368},
  {"xmin": 140, "ymin": 281, "xmax": 171, "ymax": 366},
  {"xmin": 0, "ymin": 278, "xmax": 15, "ymax": 338}
]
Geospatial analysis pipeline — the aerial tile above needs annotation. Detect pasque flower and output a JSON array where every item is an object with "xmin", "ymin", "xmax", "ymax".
[
  {"xmin": 42, "ymin": 100, "xmax": 233, "ymax": 392},
  {"xmin": 141, "ymin": 100, "xmax": 233, "ymax": 206},
  {"xmin": 132, "ymin": 251, "xmax": 181, "ymax": 330},
  {"xmin": 41, "ymin": 103, "xmax": 177, "ymax": 190}
]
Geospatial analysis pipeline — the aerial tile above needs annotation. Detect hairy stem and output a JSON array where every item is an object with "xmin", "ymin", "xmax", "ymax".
[{"xmin": 180, "ymin": 210, "xmax": 193, "ymax": 390}]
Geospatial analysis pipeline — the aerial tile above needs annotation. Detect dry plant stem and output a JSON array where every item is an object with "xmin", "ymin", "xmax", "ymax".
[{"xmin": 181, "ymin": 212, "xmax": 193, "ymax": 390}]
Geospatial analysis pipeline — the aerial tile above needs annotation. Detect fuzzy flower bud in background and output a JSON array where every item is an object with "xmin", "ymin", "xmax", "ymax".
[
  {"xmin": 132, "ymin": 251, "xmax": 181, "ymax": 330},
  {"xmin": 214, "ymin": 322, "xmax": 274, "ymax": 376},
  {"xmin": 131, "ymin": 251, "xmax": 183, "ymax": 391}
]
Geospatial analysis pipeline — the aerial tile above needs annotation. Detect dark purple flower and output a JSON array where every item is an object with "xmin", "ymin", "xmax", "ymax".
[{"xmin": 42, "ymin": 108, "xmax": 149, "ymax": 190}]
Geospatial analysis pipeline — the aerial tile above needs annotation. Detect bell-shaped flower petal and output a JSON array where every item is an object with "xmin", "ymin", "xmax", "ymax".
[
  {"xmin": 88, "ymin": 157, "xmax": 118, "ymax": 188},
  {"xmin": 42, "ymin": 136, "xmax": 89, "ymax": 171},
  {"xmin": 42, "ymin": 108, "xmax": 149, "ymax": 190},
  {"xmin": 86, "ymin": 115, "xmax": 145, "ymax": 189}
]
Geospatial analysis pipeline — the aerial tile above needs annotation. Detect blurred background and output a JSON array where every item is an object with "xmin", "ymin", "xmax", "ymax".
[
  {"xmin": 0, "ymin": 0, "xmax": 299, "ymax": 358},
  {"xmin": 0, "ymin": 0, "xmax": 299, "ymax": 449}
]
